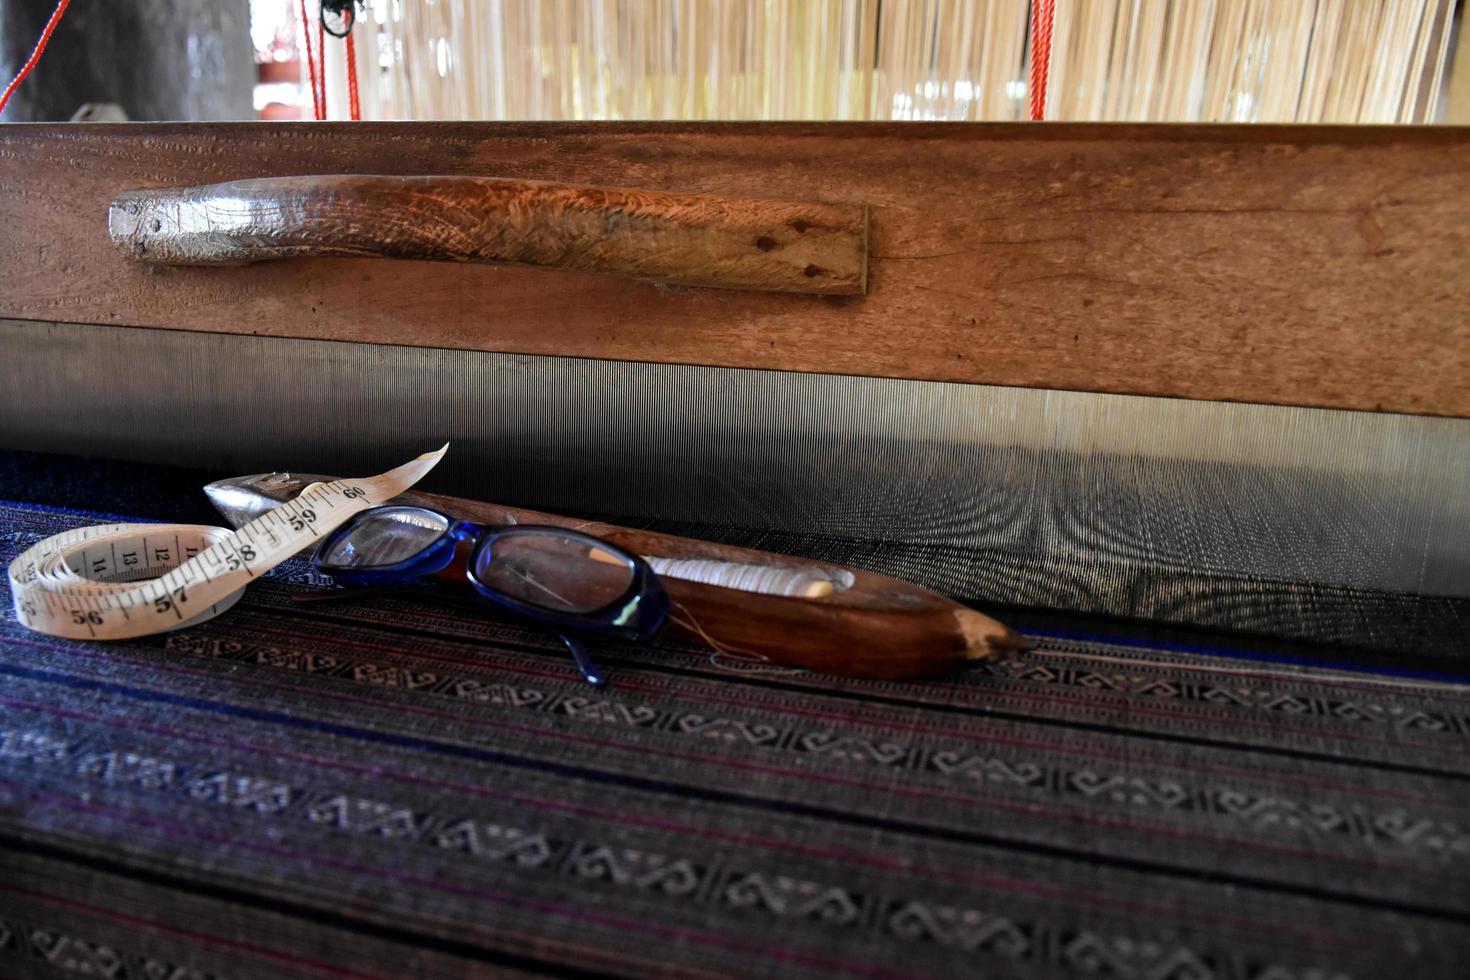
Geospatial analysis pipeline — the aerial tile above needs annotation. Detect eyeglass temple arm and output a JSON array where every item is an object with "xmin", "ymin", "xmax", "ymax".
[{"xmin": 558, "ymin": 633, "xmax": 605, "ymax": 687}]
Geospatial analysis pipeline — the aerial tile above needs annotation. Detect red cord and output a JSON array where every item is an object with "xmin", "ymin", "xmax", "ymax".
[
  {"xmin": 0, "ymin": 0, "xmax": 72, "ymax": 117},
  {"xmin": 298, "ymin": 0, "xmax": 320, "ymax": 119},
  {"xmin": 315, "ymin": 10, "xmax": 327, "ymax": 118},
  {"xmin": 345, "ymin": 29, "xmax": 361, "ymax": 120},
  {"xmin": 1028, "ymin": 0, "xmax": 1055, "ymax": 121}
]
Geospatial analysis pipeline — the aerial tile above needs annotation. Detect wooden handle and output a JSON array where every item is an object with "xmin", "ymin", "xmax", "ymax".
[
  {"xmin": 390, "ymin": 487, "xmax": 1026, "ymax": 680},
  {"xmin": 109, "ymin": 175, "xmax": 869, "ymax": 295}
]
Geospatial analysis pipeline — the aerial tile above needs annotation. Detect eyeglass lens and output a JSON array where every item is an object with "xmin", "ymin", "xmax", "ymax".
[
  {"xmin": 474, "ymin": 530, "xmax": 636, "ymax": 615},
  {"xmin": 320, "ymin": 506, "xmax": 450, "ymax": 569}
]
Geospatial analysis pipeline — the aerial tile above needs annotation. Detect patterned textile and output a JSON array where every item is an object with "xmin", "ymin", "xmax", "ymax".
[{"xmin": 1, "ymin": 496, "xmax": 1468, "ymax": 979}]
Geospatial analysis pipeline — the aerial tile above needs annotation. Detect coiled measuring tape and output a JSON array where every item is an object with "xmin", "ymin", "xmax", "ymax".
[{"xmin": 8, "ymin": 445, "xmax": 447, "ymax": 641}]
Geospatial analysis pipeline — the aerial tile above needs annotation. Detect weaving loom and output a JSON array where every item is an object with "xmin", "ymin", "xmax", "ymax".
[{"xmin": 2, "ymin": 1, "xmax": 1470, "ymax": 977}]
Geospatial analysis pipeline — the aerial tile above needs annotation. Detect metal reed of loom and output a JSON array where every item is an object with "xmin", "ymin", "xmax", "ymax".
[{"xmin": 4, "ymin": 320, "xmax": 1465, "ymax": 659}]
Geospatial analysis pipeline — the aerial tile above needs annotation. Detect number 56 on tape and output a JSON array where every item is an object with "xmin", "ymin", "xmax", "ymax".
[{"xmin": 9, "ymin": 445, "xmax": 447, "ymax": 641}]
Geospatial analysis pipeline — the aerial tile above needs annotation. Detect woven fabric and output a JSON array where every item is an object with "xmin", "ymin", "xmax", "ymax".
[
  {"xmin": 9, "ymin": 323, "xmax": 1470, "ymax": 653},
  {"xmin": 2, "ymin": 495, "xmax": 1469, "ymax": 978}
]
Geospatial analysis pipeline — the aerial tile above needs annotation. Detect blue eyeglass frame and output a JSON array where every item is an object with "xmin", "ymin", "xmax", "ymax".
[{"xmin": 308, "ymin": 505, "xmax": 669, "ymax": 686}]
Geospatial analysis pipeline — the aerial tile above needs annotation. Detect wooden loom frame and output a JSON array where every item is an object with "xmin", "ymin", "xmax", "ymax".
[{"xmin": 1, "ymin": 120, "xmax": 1468, "ymax": 418}]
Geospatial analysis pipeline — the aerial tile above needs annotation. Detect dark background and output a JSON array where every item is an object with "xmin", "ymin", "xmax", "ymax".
[{"xmin": 0, "ymin": 0, "xmax": 251, "ymax": 121}]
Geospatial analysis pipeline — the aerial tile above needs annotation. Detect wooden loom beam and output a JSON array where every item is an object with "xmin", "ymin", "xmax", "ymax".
[{"xmin": 2, "ymin": 121, "xmax": 1468, "ymax": 416}]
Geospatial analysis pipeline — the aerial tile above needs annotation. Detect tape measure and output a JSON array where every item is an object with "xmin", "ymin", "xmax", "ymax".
[{"xmin": 8, "ymin": 445, "xmax": 447, "ymax": 641}]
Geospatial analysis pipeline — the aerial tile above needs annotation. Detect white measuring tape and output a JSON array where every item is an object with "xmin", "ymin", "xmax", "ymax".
[{"xmin": 8, "ymin": 445, "xmax": 447, "ymax": 641}]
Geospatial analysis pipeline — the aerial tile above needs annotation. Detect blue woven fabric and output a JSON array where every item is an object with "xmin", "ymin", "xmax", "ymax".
[{"xmin": 0, "ymin": 455, "xmax": 1467, "ymax": 978}]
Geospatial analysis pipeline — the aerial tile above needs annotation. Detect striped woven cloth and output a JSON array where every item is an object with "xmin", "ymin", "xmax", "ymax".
[{"xmin": 1, "ymin": 491, "xmax": 1468, "ymax": 978}]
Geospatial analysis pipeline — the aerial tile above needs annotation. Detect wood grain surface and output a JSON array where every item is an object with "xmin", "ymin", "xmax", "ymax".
[
  {"xmin": 2, "ymin": 122, "xmax": 1468, "ymax": 416},
  {"xmin": 109, "ymin": 175, "xmax": 868, "ymax": 295}
]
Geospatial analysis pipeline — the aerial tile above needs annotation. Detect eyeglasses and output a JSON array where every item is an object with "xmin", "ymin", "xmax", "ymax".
[{"xmin": 298, "ymin": 505, "xmax": 668, "ymax": 685}]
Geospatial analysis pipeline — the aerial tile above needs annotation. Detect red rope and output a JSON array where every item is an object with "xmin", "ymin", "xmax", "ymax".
[
  {"xmin": 298, "ymin": 0, "xmax": 320, "ymax": 119},
  {"xmin": 315, "ymin": 10, "xmax": 327, "ymax": 118},
  {"xmin": 345, "ymin": 29, "xmax": 361, "ymax": 120},
  {"xmin": 1028, "ymin": 0, "xmax": 1055, "ymax": 121},
  {"xmin": 0, "ymin": 0, "xmax": 71, "ymax": 117}
]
